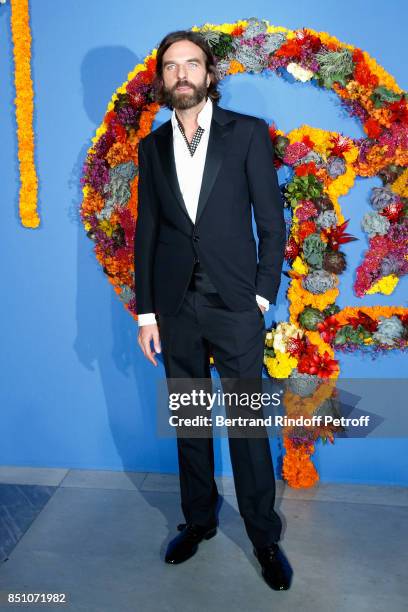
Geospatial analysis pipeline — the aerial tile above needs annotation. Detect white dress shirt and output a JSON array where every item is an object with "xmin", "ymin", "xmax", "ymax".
[{"xmin": 138, "ymin": 97, "xmax": 269, "ymax": 326}]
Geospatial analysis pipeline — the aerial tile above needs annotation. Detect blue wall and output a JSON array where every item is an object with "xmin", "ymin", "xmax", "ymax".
[{"xmin": 1, "ymin": 1, "xmax": 407, "ymax": 484}]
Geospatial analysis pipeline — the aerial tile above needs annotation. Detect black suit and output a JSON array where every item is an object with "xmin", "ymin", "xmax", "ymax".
[
  {"xmin": 134, "ymin": 102, "xmax": 286, "ymax": 316},
  {"xmin": 134, "ymin": 101, "xmax": 286, "ymax": 548}
]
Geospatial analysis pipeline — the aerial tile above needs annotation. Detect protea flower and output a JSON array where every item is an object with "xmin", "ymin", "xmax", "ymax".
[
  {"xmin": 321, "ymin": 219, "xmax": 357, "ymax": 251},
  {"xmin": 287, "ymin": 335, "xmax": 306, "ymax": 357},
  {"xmin": 380, "ymin": 201, "xmax": 404, "ymax": 223}
]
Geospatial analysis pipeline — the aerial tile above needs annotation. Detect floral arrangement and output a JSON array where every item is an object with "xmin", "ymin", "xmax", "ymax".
[
  {"xmin": 10, "ymin": 0, "xmax": 39, "ymax": 228},
  {"xmin": 79, "ymin": 18, "xmax": 408, "ymax": 488}
]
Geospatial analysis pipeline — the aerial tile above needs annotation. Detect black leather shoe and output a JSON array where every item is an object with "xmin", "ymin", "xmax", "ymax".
[
  {"xmin": 165, "ymin": 522, "xmax": 217, "ymax": 564},
  {"xmin": 254, "ymin": 543, "xmax": 292, "ymax": 590}
]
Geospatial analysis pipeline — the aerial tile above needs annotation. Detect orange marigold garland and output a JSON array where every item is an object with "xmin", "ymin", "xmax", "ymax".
[
  {"xmin": 282, "ymin": 437, "xmax": 319, "ymax": 489},
  {"xmin": 10, "ymin": 0, "xmax": 39, "ymax": 228}
]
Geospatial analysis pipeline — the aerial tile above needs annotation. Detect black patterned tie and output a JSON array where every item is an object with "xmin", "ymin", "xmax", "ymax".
[{"xmin": 176, "ymin": 113, "xmax": 205, "ymax": 156}]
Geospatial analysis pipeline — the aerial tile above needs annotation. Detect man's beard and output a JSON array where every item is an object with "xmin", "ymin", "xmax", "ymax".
[{"xmin": 162, "ymin": 77, "xmax": 208, "ymax": 110}]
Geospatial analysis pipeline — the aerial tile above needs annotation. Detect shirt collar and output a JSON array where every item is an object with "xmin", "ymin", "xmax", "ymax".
[{"xmin": 171, "ymin": 96, "xmax": 213, "ymax": 133}]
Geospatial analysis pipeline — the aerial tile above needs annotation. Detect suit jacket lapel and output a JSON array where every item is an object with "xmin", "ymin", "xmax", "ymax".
[
  {"xmin": 155, "ymin": 122, "xmax": 192, "ymax": 223},
  {"xmin": 195, "ymin": 118, "xmax": 234, "ymax": 226},
  {"xmin": 155, "ymin": 103, "xmax": 236, "ymax": 227}
]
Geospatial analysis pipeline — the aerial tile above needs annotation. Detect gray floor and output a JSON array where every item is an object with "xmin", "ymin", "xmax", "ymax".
[{"xmin": 0, "ymin": 467, "xmax": 407, "ymax": 612}]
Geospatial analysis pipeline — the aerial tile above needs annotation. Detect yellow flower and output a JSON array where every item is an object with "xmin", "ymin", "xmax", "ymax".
[
  {"xmin": 265, "ymin": 351, "xmax": 298, "ymax": 378},
  {"xmin": 292, "ymin": 256, "xmax": 308, "ymax": 275},
  {"xmin": 391, "ymin": 169, "xmax": 408, "ymax": 198},
  {"xmin": 99, "ymin": 220, "xmax": 114, "ymax": 236},
  {"xmin": 266, "ymin": 25, "xmax": 290, "ymax": 35},
  {"xmin": 366, "ymin": 274, "xmax": 399, "ymax": 295},
  {"xmin": 92, "ymin": 122, "xmax": 108, "ymax": 144},
  {"xmin": 192, "ymin": 21, "xmax": 248, "ymax": 34}
]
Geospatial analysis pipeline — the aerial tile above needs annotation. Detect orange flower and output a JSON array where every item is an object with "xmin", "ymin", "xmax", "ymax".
[
  {"xmin": 10, "ymin": 0, "xmax": 39, "ymax": 228},
  {"xmin": 227, "ymin": 59, "xmax": 245, "ymax": 74},
  {"xmin": 275, "ymin": 39, "xmax": 302, "ymax": 58},
  {"xmin": 282, "ymin": 438, "xmax": 319, "ymax": 488},
  {"xmin": 231, "ymin": 25, "xmax": 244, "ymax": 36},
  {"xmin": 106, "ymin": 142, "xmax": 136, "ymax": 167},
  {"xmin": 333, "ymin": 306, "xmax": 408, "ymax": 326},
  {"xmin": 298, "ymin": 220, "xmax": 317, "ymax": 241},
  {"xmin": 364, "ymin": 117, "xmax": 383, "ymax": 139}
]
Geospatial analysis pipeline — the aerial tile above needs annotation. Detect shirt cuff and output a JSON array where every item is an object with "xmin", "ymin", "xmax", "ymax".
[
  {"xmin": 138, "ymin": 313, "xmax": 157, "ymax": 326},
  {"xmin": 255, "ymin": 294, "xmax": 270, "ymax": 311}
]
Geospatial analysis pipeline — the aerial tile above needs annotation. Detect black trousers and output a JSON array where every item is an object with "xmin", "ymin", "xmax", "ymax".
[{"xmin": 157, "ymin": 262, "xmax": 282, "ymax": 548}]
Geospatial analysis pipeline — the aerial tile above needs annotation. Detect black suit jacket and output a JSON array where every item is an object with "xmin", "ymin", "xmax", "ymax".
[{"xmin": 134, "ymin": 102, "xmax": 286, "ymax": 317}]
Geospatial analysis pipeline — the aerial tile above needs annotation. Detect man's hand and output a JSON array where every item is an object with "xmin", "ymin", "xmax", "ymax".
[{"xmin": 137, "ymin": 323, "xmax": 161, "ymax": 366}]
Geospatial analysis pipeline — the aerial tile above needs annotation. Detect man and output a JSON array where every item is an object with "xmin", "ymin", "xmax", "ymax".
[{"xmin": 134, "ymin": 30, "xmax": 291, "ymax": 591}]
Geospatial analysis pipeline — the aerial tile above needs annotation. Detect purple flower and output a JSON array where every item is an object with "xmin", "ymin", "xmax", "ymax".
[
  {"xmin": 84, "ymin": 156, "xmax": 110, "ymax": 193},
  {"xmin": 117, "ymin": 105, "xmax": 139, "ymax": 128},
  {"xmin": 343, "ymin": 100, "xmax": 369, "ymax": 124},
  {"xmin": 94, "ymin": 130, "xmax": 115, "ymax": 158},
  {"xmin": 388, "ymin": 220, "xmax": 408, "ymax": 243},
  {"xmin": 357, "ymin": 138, "xmax": 372, "ymax": 163}
]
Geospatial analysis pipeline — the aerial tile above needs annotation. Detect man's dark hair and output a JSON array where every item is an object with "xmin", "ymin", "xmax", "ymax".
[{"xmin": 152, "ymin": 30, "xmax": 221, "ymax": 106}]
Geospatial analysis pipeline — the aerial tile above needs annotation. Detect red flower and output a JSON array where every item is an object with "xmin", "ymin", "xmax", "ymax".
[
  {"xmin": 398, "ymin": 313, "xmax": 408, "ymax": 327},
  {"xmin": 298, "ymin": 350, "xmax": 339, "ymax": 378},
  {"xmin": 299, "ymin": 30, "xmax": 322, "ymax": 53},
  {"xmin": 364, "ymin": 118, "xmax": 382, "ymax": 139},
  {"xmin": 329, "ymin": 134, "xmax": 352, "ymax": 157},
  {"xmin": 285, "ymin": 236, "xmax": 299, "ymax": 261},
  {"xmin": 287, "ymin": 335, "xmax": 306, "ymax": 357},
  {"xmin": 380, "ymin": 201, "xmax": 404, "ymax": 222},
  {"xmin": 301, "ymin": 135, "xmax": 315, "ymax": 149},
  {"xmin": 283, "ymin": 141, "xmax": 310, "ymax": 164},
  {"xmin": 104, "ymin": 110, "xmax": 116, "ymax": 125},
  {"xmin": 295, "ymin": 162, "xmax": 319, "ymax": 177},
  {"xmin": 347, "ymin": 310, "xmax": 379, "ymax": 332},
  {"xmin": 352, "ymin": 49, "xmax": 379, "ymax": 88},
  {"xmin": 298, "ymin": 220, "xmax": 317, "ymax": 242},
  {"xmin": 388, "ymin": 98, "xmax": 408, "ymax": 125},
  {"xmin": 231, "ymin": 25, "xmax": 245, "ymax": 36},
  {"xmin": 316, "ymin": 315, "xmax": 341, "ymax": 343},
  {"xmin": 145, "ymin": 56, "xmax": 157, "ymax": 77},
  {"xmin": 104, "ymin": 111, "xmax": 127, "ymax": 143},
  {"xmin": 275, "ymin": 39, "xmax": 303, "ymax": 59},
  {"xmin": 321, "ymin": 219, "xmax": 358, "ymax": 251},
  {"xmin": 268, "ymin": 124, "xmax": 278, "ymax": 142},
  {"xmin": 296, "ymin": 200, "xmax": 319, "ymax": 221}
]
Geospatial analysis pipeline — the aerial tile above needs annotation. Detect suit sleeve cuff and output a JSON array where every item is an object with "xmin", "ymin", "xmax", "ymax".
[
  {"xmin": 138, "ymin": 313, "xmax": 157, "ymax": 326},
  {"xmin": 255, "ymin": 294, "xmax": 270, "ymax": 311}
]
